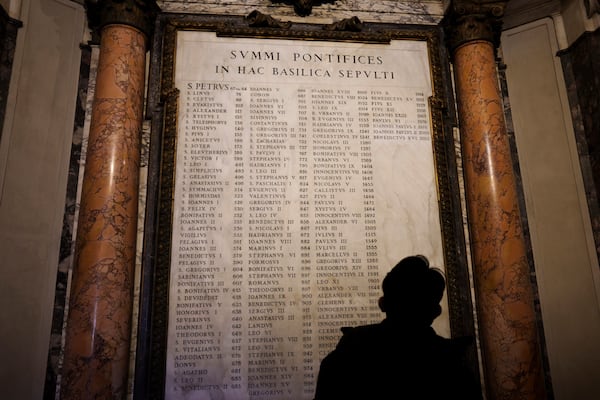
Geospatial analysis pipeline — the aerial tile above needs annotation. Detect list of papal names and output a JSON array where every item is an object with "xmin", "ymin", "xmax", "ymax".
[
  {"xmin": 169, "ymin": 82, "xmax": 431, "ymax": 398},
  {"xmin": 166, "ymin": 33, "xmax": 443, "ymax": 400}
]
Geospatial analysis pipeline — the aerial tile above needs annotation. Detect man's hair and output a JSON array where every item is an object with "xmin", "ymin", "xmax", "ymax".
[{"xmin": 381, "ymin": 255, "xmax": 445, "ymax": 310}]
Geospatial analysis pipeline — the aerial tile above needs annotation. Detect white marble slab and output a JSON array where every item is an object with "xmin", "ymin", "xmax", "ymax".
[{"xmin": 165, "ymin": 30, "xmax": 447, "ymax": 400}]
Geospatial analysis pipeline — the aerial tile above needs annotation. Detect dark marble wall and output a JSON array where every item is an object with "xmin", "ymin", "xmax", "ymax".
[
  {"xmin": 559, "ymin": 27, "xmax": 600, "ymax": 264},
  {"xmin": 43, "ymin": 44, "xmax": 92, "ymax": 400},
  {"xmin": 0, "ymin": 5, "xmax": 21, "ymax": 143}
]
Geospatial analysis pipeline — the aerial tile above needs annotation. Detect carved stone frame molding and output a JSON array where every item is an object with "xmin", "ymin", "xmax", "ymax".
[{"xmin": 134, "ymin": 12, "xmax": 477, "ymax": 399}]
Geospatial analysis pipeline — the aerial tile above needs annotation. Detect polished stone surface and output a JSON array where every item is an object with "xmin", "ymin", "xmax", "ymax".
[
  {"xmin": 453, "ymin": 40, "xmax": 546, "ymax": 400},
  {"xmin": 60, "ymin": 25, "xmax": 147, "ymax": 399},
  {"xmin": 164, "ymin": 31, "xmax": 446, "ymax": 399},
  {"xmin": 43, "ymin": 43, "xmax": 93, "ymax": 400},
  {"xmin": 560, "ymin": 28, "xmax": 600, "ymax": 260}
]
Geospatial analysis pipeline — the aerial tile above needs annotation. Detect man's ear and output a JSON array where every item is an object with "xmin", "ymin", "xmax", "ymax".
[{"xmin": 378, "ymin": 296, "xmax": 386, "ymax": 312}]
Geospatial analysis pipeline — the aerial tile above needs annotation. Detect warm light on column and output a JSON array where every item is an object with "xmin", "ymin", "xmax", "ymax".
[
  {"xmin": 452, "ymin": 37, "xmax": 547, "ymax": 400},
  {"xmin": 60, "ymin": 23, "xmax": 147, "ymax": 399}
]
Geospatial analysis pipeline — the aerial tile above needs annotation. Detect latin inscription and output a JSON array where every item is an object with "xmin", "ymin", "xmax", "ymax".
[{"xmin": 166, "ymin": 32, "xmax": 444, "ymax": 400}]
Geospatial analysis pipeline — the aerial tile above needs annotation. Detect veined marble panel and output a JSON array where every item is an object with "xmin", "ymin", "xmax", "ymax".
[
  {"xmin": 157, "ymin": 0, "xmax": 446, "ymax": 24},
  {"xmin": 43, "ymin": 43, "xmax": 93, "ymax": 400},
  {"xmin": 162, "ymin": 30, "xmax": 447, "ymax": 400}
]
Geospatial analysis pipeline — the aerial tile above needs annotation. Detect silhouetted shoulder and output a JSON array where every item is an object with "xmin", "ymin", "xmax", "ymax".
[
  {"xmin": 314, "ymin": 255, "xmax": 482, "ymax": 399},
  {"xmin": 338, "ymin": 324, "xmax": 383, "ymax": 342},
  {"xmin": 315, "ymin": 323, "xmax": 481, "ymax": 400}
]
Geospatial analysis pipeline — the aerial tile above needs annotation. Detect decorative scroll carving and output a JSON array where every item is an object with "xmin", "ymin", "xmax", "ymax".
[
  {"xmin": 85, "ymin": 0, "xmax": 160, "ymax": 41},
  {"xmin": 198, "ymin": 13, "xmax": 390, "ymax": 43},
  {"xmin": 585, "ymin": 0, "xmax": 600, "ymax": 17},
  {"xmin": 323, "ymin": 16, "xmax": 364, "ymax": 32},
  {"xmin": 245, "ymin": 10, "xmax": 292, "ymax": 29},
  {"xmin": 270, "ymin": 0, "xmax": 336, "ymax": 17},
  {"xmin": 444, "ymin": 1, "xmax": 508, "ymax": 53},
  {"xmin": 451, "ymin": 0, "xmax": 506, "ymax": 16}
]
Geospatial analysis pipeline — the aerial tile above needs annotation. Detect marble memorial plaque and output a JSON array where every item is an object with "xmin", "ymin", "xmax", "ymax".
[{"xmin": 166, "ymin": 31, "xmax": 447, "ymax": 400}]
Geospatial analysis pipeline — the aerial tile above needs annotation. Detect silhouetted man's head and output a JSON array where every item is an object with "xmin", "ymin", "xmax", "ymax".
[{"xmin": 378, "ymin": 255, "xmax": 445, "ymax": 326}]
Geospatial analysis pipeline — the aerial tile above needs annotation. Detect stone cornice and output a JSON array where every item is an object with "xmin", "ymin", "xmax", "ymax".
[
  {"xmin": 85, "ymin": 0, "xmax": 160, "ymax": 41},
  {"xmin": 444, "ymin": 0, "xmax": 509, "ymax": 53}
]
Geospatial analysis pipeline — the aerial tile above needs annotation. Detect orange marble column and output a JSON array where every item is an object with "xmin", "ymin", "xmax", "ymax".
[
  {"xmin": 447, "ymin": 4, "xmax": 547, "ymax": 400},
  {"xmin": 60, "ymin": 23, "xmax": 147, "ymax": 400}
]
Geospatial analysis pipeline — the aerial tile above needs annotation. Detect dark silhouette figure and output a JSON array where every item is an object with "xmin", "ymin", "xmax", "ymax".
[{"xmin": 313, "ymin": 255, "xmax": 482, "ymax": 399}]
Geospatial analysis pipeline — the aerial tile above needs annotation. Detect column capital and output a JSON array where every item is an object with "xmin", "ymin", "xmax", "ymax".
[
  {"xmin": 85, "ymin": 0, "xmax": 160, "ymax": 42},
  {"xmin": 444, "ymin": 1, "xmax": 509, "ymax": 54}
]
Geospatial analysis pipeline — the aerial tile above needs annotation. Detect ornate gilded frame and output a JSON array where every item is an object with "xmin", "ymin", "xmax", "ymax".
[{"xmin": 135, "ymin": 12, "xmax": 476, "ymax": 399}]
